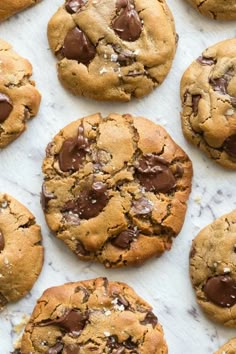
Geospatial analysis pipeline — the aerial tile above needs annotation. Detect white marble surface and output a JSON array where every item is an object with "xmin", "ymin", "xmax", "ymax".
[{"xmin": 0, "ymin": 0, "xmax": 236, "ymax": 353}]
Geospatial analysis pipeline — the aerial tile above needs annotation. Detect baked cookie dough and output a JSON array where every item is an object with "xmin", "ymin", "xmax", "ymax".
[
  {"xmin": 47, "ymin": 0, "xmax": 177, "ymax": 101},
  {"xmin": 0, "ymin": 194, "xmax": 43, "ymax": 311},
  {"xmin": 190, "ymin": 210, "xmax": 236, "ymax": 327},
  {"xmin": 0, "ymin": 39, "xmax": 41, "ymax": 148},
  {"xmin": 0, "ymin": 0, "xmax": 42, "ymax": 22},
  {"xmin": 181, "ymin": 39, "xmax": 236, "ymax": 169},
  {"xmin": 42, "ymin": 113, "xmax": 193, "ymax": 268},
  {"xmin": 20, "ymin": 277, "xmax": 168, "ymax": 353},
  {"xmin": 214, "ymin": 338, "xmax": 236, "ymax": 354},
  {"xmin": 186, "ymin": 0, "xmax": 236, "ymax": 20}
]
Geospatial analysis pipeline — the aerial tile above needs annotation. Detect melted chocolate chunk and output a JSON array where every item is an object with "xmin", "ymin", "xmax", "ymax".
[
  {"xmin": 0, "ymin": 93, "xmax": 13, "ymax": 123},
  {"xmin": 65, "ymin": 0, "xmax": 86, "ymax": 13},
  {"xmin": 197, "ymin": 56, "xmax": 216, "ymax": 65},
  {"xmin": 63, "ymin": 212, "xmax": 80, "ymax": 225},
  {"xmin": 0, "ymin": 231, "xmax": 5, "ymax": 252},
  {"xmin": 113, "ymin": 0, "xmax": 142, "ymax": 41},
  {"xmin": 62, "ymin": 27, "xmax": 96, "ymax": 63},
  {"xmin": 112, "ymin": 228, "xmax": 138, "ymax": 249},
  {"xmin": 41, "ymin": 184, "xmax": 55, "ymax": 211},
  {"xmin": 74, "ymin": 285, "xmax": 90, "ymax": 302},
  {"xmin": 63, "ymin": 182, "xmax": 108, "ymax": 219},
  {"xmin": 209, "ymin": 68, "xmax": 234, "ymax": 96},
  {"xmin": 192, "ymin": 94, "xmax": 201, "ymax": 116},
  {"xmin": 135, "ymin": 154, "xmax": 176, "ymax": 193},
  {"xmin": 131, "ymin": 197, "xmax": 153, "ymax": 215},
  {"xmin": 46, "ymin": 343, "xmax": 64, "ymax": 354},
  {"xmin": 204, "ymin": 275, "xmax": 236, "ymax": 307},
  {"xmin": 107, "ymin": 336, "xmax": 124, "ymax": 352},
  {"xmin": 224, "ymin": 134, "xmax": 236, "ymax": 158},
  {"xmin": 0, "ymin": 292, "xmax": 8, "ymax": 307},
  {"xmin": 64, "ymin": 344, "xmax": 80, "ymax": 354},
  {"xmin": 59, "ymin": 124, "xmax": 90, "ymax": 172},
  {"xmin": 76, "ymin": 240, "xmax": 89, "ymax": 256},
  {"xmin": 123, "ymin": 338, "xmax": 137, "ymax": 349},
  {"xmin": 41, "ymin": 309, "xmax": 89, "ymax": 334},
  {"xmin": 140, "ymin": 311, "xmax": 158, "ymax": 327},
  {"xmin": 112, "ymin": 45, "xmax": 136, "ymax": 66}
]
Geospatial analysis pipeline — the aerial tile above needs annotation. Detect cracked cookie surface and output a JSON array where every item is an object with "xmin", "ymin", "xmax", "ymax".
[
  {"xmin": 47, "ymin": 0, "xmax": 177, "ymax": 101},
  {"xmin": 214, "ymin": 338, "xmax": 236, "ymax": 354},
  {"xmin": 190, "ymin": 210, "xmax": 236, "ymax": 327},
  {"xmin": 0, "ymin": 194, "xmax": 43, "ymax": 311},
  {"xmin": 20, "ymin": 277, "xmax": 168, "ymax": 353},
  {"xmin": 181, "ymin": 39, "xmax": 236, "ymax": 169},
  {"xmin": 0, "ymin": 39, "xmax": 41, "ymax": 148},
  {"xmin": 0, "ymin": 0, "xmax": 42, "ymax": 22},
  {"xmin": 42, "ymin": 113, "xmax": 192, "ymax": 268},
  {"xmin": 186, "ymin": 0, "xmax": 236, "ymax": 20}
]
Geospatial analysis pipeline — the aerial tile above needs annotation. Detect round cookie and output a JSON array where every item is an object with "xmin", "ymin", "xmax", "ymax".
[
  {"xmin": 181, "ymin": 39, "xmax": 236, "ymax": 169},
  {"xmin": 47, "ymin": 0, "xmax": 177, "ymax": 101},
  {"xmin": 0, "ymin": 40, "xmax": 41, "ymax": 148},
  {"xmin": 214, "ymin": 339, "xmax": 236, "ymax": 354},
  {"xmin": 0, "ymin": 0, "xmax": 42, "ymax": 22},
  {"xmin": 0, "ymin": 193, "xmax": 43, "ymax": 311},
  {"xmin": 186, "ymin": 0, "xmax": 236, "ymax": 20},
  {"xmin": 20, "ymin": 277, "xmax": 168, "ymax": 353},
  {"xmin": 42, "ymin": 113, "xmax": 193, "ymax": 268},
  {"xmin": 190, "ymin": 210, "xmax": 236, "ymax": 327}
]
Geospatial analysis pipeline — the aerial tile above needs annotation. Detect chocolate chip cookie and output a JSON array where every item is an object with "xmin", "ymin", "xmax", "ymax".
[
  {"xmin": 47, "ymin": 0, "xmax": 177, "ymax": 101},
  {"xmin": 181, "ymin": 39, "xmax": 236, "ymax": 169},
  {"xmin": 0, "ymin": 194, "xmax": 43, "ymax": 311},
  {"xmin": 42, "ymin": 113, "xmax": 192, "ymax": 268},
  {"xmin": 186, "ymin": 0, "xmax": 236, "ymax": 20},
  {"xmin": 20, "ymin": 277, "xmax": 168, "ymax": 353},
  {"xmin": 214, "ymin": 339, "xmax": 236, "ymax": 354},
  {"xmin": 0, "ymin": 0, "xmax": 42, "ymax": 22},
  {"xmin": 190, "ymin": 210, "xmax": 236, "ymax": 327},
  {"xmin": 0, "ymin": 39, "xmax": 41, "ymax": 148}
]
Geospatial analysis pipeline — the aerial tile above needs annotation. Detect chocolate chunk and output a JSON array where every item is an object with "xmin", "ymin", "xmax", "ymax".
[
  {"xmin": 140, "ymin": 311, "xmax": 158, "ymax": 327},
  {"xmin": 131, "ymin": 197, "xmax": 153, "ymax": 215},
  {"xmin": 192, "ymin": 95, "xmax": 201, "ymax": 116},
  {"xmin": 0, "ymin": 231, "xmax": 5, "ymax": 252},
  {"xmin": 74, "ymin": 285, "xmax": 90, "ymax": 302},
  {"xmin": 0, "ymin": 93, "xmax": 13, "ymax": 123},
  {"xmin": 224, "ymin": 135, "xmax": 236, "ymax": 158},
  {"xmin": 62, "ymin": 27, "xmax": 96, "ymax": 63},
  {"xmin": 173, "ymin": 163, "xmax": 184, "ymax": 177},
  {"xmin": 112, "ymin": 45, "xmax": 135, "ymax": 66},
  {"xmin": 41, "ymin": 309, "xmax": 89, "ymax": 334},
  {"xmin": 63, "ymin": 182, "xmax": 108, "ymax": 219},
  {"xmin": 116, "ymin": 0, "xmax": 128, "ymax": 10},
  {"xmin": 123, "ymin": 338, "xmax": 137, "ymax": 349},
  {"xmin": 113, "ymin": 0, "xmax": 142, "ymax": 41},
  {"xmin": 112, "ymin": 228, "xmax": 138, "ymax": 249},
  {"xmin": 135, "ymin": 154, "xmax": 176, "ymax": 193},
  {"xmin": 63, "ymin": 212, "xmax": 80, "ymax": 225},
  {"xmin": 59, "ymin": 124, "xmax": 90, "ymax": 172},
  {"xmin": 0, "ymin": 292, "xmax": 8, "ymax": 307},
  {"xmin": 197, "ymin": 56, "xmax": 216, "ymax": 65},
  {"xmin": 76, "ymin": 240, "xmax": 88, "ymax": 256},
  {"xmin": 210, "ymin": 77, "xmax": 228, "ymax": 95},
  {"xmin": 41, "ymin": 184, "xmax": 54, "ymax": 211},
  {"xmin": 204, "ymin": 275, "xmax": 236, "ymax": 307},
  {"xmin": 65, "ymin": 0, "xmax": 86, "ymax": 13},
  {"xmin": 46, "ymin": 343, "xmax": 64, "ymax": 354},
  {"xmin": 64, "ymin": 344, "xmax": 80, "ymax": 354},
  {"xmin": 209, "ymin": 68, "xmax": 234, "ymax": 96},
  {"xmin": 107, "ymin": 336, "xmax": 124, "ymax": 352}
]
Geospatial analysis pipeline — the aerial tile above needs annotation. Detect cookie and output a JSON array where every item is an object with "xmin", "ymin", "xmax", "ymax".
[
  {"xmin": 214, "ymin": 339, "xmax": 236, "ymax": 354},
  {"xmin": 181, "ymin": 39, "xmax": 236, "ymax": 169},
  {"xmin": 0, "ymin": 40, "xmax": 41, "ymax": 148},
  {"xmin": 20, "ymin": 277, "xmax": 167, "ymax": 353},
  {"xmin": 190, "ymin": 210, "xmax": 236, "ymax": 327},
  {"xmin": 0, "ymin": 0, "xmax": 42, "ymax": 22},
  {"xmin": 42, "ymin": 113, "xmax": 192, "ymax": 268},
  {"xmin": 0, "ymin": 194, "xmax": 43, "ymax": 311},
  {"xmin": 186, "ymin": 0, "xmax": 236, "ymax": 20},
  {"xmin": 47, "ymin": 0, "xmax": 177, "ymax": 101}
]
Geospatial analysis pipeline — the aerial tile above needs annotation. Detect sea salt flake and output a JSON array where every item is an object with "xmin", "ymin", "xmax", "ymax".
[
  {"xmin": 224, "ymin": 267, "xmax": 231, "ymax": 273},
  {"xmin": 104, "ymin": 331, "xmax": 110, "ymax": 337},
  {"xmin": 100, "ymin": 67, "xmax": 108, "ymax": 75}
]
